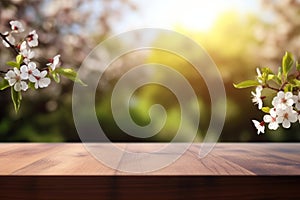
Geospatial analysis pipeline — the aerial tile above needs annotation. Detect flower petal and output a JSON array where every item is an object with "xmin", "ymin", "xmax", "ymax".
[
  {"xmin": 285, "ymin": 92, "xmax": 293, "ymax": 99},
  {"xmin": 29, "ymin": 75, "xmax": 36, "ymax": 83},
  {"xmin": 40, "ymin": 70, "xmax": 47, "ymax": 78},
  {"xmin": 8, "ymin": 79, "xmax": 16, "ymax": 86},
  {"xmin": 20, "ymin": 81, "xmax": 28, "ymax": 91},
  {"xmin": 28, "ymin": 62, "xmax": 37, "ymax": 70},
  {"xmin": 5, "ymin": 70, "xmax": 16, "ymax": 79},
  {"xmin": 269, "ymin": 122, "xmax": 279, "ymax": 130},
  {"xmin": 13, "ymin": 68, "xmax": 20, "ymax": 76},
  {"xmin": 277, "ymin": 91, "xmax": 285, "ymax": 98},
  {"xmin": 39, "ymin": 77, "xmax": 51, "ymax": 88},
  {"xmin": 14, "ymin": 82, "xmax": 21, "ymax": 92},
  {"xmin": 32, "ymin": 69, "xmax": 40, "ymax": 76},
  {"xmin": 282, "ymin": 120, "xmax": 291, "ymax": 129},
  {"xmin": 263, "ymin": 115, "xmax": 272, "ymax": 123},
  {"xmin": 289, "ymin": 112, "xmax": 298, "ymax": 123},
  {"xmin": 34, "ymin": 82, "xmax": 39, "ymax": 89}
]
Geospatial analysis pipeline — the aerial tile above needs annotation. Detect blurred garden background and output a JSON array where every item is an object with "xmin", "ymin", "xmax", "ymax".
[{"xmin": 0, "ymin": 0, "xmax": 299, "ymax": 142}]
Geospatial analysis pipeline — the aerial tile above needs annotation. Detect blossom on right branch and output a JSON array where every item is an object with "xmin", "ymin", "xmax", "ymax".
[
  {"xmin": 251, "ymin": 85, "xmax": 263, "ymax": 109},
  {"xmin": 252, "ymin": 120, "xmax": 265, "ymax": 135},
  {"xmin": 275, "ymin": 107, "xmax": 298, "ymax": 129},
  {"xmin": 272, "ymin": 91, "xmax": 294, "ymax": 110},
  {"xmin": 293, "ymin": 93, "xmax": 300, "ymax": 110},
  {"xmin": 234, "ymin": 52, "xmax": 300, "ymax": 134},
  {"xmin": 263, "ymin": 108, "xmax": 279, "ymax": 130}
]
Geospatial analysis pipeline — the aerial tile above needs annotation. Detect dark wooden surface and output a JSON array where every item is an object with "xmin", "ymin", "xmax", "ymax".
[
  {"xmin": 0, "ymin": 176, "xmax": 299, "ymax": 200},
  {"xmin": 0, "ymin": 143, "xmax": 299, "ymax": 199}
]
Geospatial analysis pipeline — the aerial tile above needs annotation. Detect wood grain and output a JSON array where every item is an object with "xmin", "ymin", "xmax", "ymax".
[
  {"xmin": 0, "ymin": 143, "xmax": 299, "ymax": 199},
  {"xmin": 0, "ymin": 143, "xmax": 299, "ymax": 175}
]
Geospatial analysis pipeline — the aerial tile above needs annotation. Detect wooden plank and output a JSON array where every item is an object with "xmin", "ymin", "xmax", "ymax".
[
  {"xmin": 116, "ymin": 143, "xmax": 254, "ymax": 175},
  {"xmin": 211, "ymin": 143, "xmax": 300, "ymax": 175},
  {"xmin": 0, "ymin": 143, "xmax": 66, "ymax": 174},
  {"xmin": 0, "ymin": 143, "xmax": 299, "ymax": 199},
  {"xmin": 0, "ymin": 143, "xmax": 299, "ymax": 175},
  {"xmin": 0, "ymin": 143, "xmax": 23, "ymax": 153},
  {"xmin": 11, "ymin": 144, "xmax": 115, "ymax": 175}
]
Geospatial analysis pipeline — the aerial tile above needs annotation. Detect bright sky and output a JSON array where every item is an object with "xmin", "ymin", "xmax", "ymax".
[{"xmin": 115, "ymin": 0, "xmax": 263, "ymax": 33}]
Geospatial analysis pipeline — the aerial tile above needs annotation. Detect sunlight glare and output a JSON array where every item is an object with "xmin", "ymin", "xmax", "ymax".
[{"xmin": 134, "ymin": 0, "xmax": 259, "ymax": 31}]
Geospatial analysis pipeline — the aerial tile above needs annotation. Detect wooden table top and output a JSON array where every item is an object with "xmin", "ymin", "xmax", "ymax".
[{"xmin": 0, "ymin": 143, "xmax": 299, "ymax": 175}]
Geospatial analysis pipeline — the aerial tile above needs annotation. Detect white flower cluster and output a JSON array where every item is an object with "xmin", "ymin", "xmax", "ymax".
[
  {"xmin": 235, "ymin": 53, "xmax": 300, "ymax": 135},
  {"xmin": 1, "ymin": 20, "xmax": 60, "ymax": 92},
  {"xmin": 252, "ymin": 87, "xmax": 300, "ymax": 135}
]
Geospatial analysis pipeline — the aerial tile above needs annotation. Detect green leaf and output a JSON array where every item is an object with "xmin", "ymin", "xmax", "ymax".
[
  {"xmin": 277, "ymin": 67, "xmax": 282, "ymax": 78},
  {"xmin": 55, "ymin": 67, "xmax": 87, "ymax": 86},
  {"xmin": 283, "ymin": 84, "xmax": 293, "ymax": 93},
  {"xmin": 262, "ymin": 107, "xmax": 270, "ymax": 113},
  {"xmin": 267, "ymin": 74, "xmax": 274, "ymax": 81},
  {"xmin": 261, "ymin": 67, "xmax": 274, "ymax": 75},
  {"xmin": 267, "ymin": 74, "xmax": 281, "ymax": 85},
  {"xmin": 233, "ymin": 80, "xmax": 260, "ymax": 89},
  {"xmin": 282, "ymin": 52, "xmax": 294, "ymax": 76},
  {"xmin": 51, "ymin": 71, "xmax": 60, "ymax": 83},
  {"xmin": 293, "ymin": 79, "xmax": 300, "ymax": 87},
  {"xmin": 0, "ymin": 79, "xmax": 10, "ymax": 90},
  {"xmin": 6, "ymin": 61, "xmax": 19, "ymax": 68},
  {"xmin": 11, "ymin": 87, "xmax": 22, "ymax": 113},
  {"xmin": 16, "ymin": 55, "xmax": 23, "ymax": 66}
]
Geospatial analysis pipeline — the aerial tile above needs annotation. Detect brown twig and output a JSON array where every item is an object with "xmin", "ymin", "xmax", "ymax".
[
  {"xmin": 0, "ymin": 32, "xmax": 19, "ymax": 55},
  {"xmin": 264, "ymin": 84, "xmax": 280, "ymax": 91}
]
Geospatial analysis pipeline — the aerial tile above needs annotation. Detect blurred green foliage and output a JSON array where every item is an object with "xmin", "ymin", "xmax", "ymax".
[{"xmin": 94, "ymin": 10, "xmax": 300, "ymax": 142}]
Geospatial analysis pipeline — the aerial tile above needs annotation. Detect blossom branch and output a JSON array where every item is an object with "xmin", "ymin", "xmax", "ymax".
[
  {"xmin": 264, "ymin": 84, "xmax": 280, "ymax": 91},
  {"xmin": 0, "ymin": 32, "xmax": 19, "ymax": 55},
  {"xmin": 235, "ymin": 52, "xmax": 300, "ymax": 135}
]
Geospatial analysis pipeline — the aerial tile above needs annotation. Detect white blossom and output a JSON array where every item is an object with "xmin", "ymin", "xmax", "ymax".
[
  {"xmin": 19, "ymin": 41, "xmax": 34, "ymax": 64},
  {"xmin": 272, "ymin": 91, "xmax": 294, "ymax": 110},
  {"xmin": 10, "ymin": 20, "xmax": 24, "ymax": 33},
  {"xmin": 27, "ymin": 30, "xmax": 38, "ymax": 47},
  {"xmin": 19, "ymin": 40, "xmax": 26, "ymax": 51},
  {"xmin": 4, "ymin": 67, "xmax": 28, "ymax": 92},
  {"xmin": 256, "ymin": 68, "xmax": 263, "ymax": 83},
  {"xmin": 276, "ymin": 107, "xmax": 298, "ymax": 128},
  {"xmin": 251, "ymin": 85, "xmax": 263, "ymax": 109},
  {"xmin": 252, "ymin": 120, "xmax": 265, "ymax": 135},
  {"xmin": 293, "ymin": 92, "xmax": 300, "ymax": 110},
  {"xmin": 20, "ymin": 62, "xmax": 38, "ymax": 82},
  {"xmin": 1, "ymin": 31, "xmax": 15, "ymax": 47},
  {"xmin": 31, "ymin": 70, "xmax": 51, "ymax": 89},
  {"xmin": 47, "ymin": 54, "xmax": 61, "ymax": 70},
  {"xmin": 263, "ymin": 108, "xmax": 279, "ymax": 130}
]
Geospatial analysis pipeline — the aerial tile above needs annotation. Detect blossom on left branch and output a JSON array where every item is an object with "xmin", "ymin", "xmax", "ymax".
[
  {"xmin": 0, "ymin": 20, "xmax": 86, "ymax": 113},
  {"xmin": 5, "ymin": 68, "xmax": 28, "ymax": 92}
]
